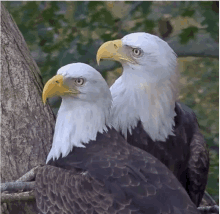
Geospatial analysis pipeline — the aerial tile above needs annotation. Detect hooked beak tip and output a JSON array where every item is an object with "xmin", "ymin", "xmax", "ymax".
[
  {"xmin": 96, "ymin": 55, "xmax": 101, "ymax": 65},
  {"xmin": 42, "ymin": 96, "xmax": 47, "ymax": 105}
]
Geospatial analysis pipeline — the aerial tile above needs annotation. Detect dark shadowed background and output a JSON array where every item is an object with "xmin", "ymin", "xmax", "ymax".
[{"xmin": 3, "ymin": 1, "xmax": 219, "ymax": 203}]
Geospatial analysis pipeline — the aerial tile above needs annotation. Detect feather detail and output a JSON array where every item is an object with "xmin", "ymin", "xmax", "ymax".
[
  {"xmin": 110, "ymin": 64, "xmax": 179, "ymax": 142},
  {"xmin": 46, "ymin": 97, "xmax": 111, "ymax": 163}
]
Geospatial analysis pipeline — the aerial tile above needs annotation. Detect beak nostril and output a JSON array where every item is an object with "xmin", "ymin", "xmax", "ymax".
[{"xmin": 114, "ymin": 44, "xmax": 118, "ymax": 49}]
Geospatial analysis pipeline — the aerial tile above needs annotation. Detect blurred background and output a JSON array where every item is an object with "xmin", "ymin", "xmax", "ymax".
[{"xmin": 3, "ymin": 1, "xmax": 219, "ymax": 203}]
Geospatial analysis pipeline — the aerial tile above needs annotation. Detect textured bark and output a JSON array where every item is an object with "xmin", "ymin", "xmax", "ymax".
[
  {"xmin": 1, "ymin": 4, "xmax": 55, "ymax": 213},
  {"xmin": 1, "ymin": 3, "xmax": 55, "ymax": 183}
]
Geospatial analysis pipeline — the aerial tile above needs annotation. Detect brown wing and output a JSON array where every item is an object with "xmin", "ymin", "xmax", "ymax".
[
  {"xmin": 35, "ymin": 165, "xmax": 114, "ymax": 214},
  {"xmin": 177, "ymin": 103, "xmax": 209, "ymax": 206},
  {"xmin": 35, "ymin": 128, "xmax": 200, "ymax": 214},
  {"xmin": 187, "ymin": 115, "xmax": 209, "ymax": 206},
  {"xmin": 126, "ymin": 102, "xmax": 209, "ymax": 206}
]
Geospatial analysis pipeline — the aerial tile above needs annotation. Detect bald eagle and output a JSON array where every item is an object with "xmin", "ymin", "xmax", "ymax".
[
  {"xmin": 35, "ymin": 63, "xmax": 199, "ymax": 214},
  {"xmin": 97, "ymin": 32, "xmax": 209, "ymax": 207}
]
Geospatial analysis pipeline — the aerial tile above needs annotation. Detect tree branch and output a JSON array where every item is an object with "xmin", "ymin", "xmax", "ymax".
[
  {"xmin": 1, "ymin": 191, "xmax": 35, "ymax": 203},
  {"xmin": 203, "ymin": 191, "xmax": 217, "ymax": 206},
  {"xmin": 1, "ymin": 186, "xmax": 219, "ymax": 214},
  {"xmin": 165, "ymin": 32, "xmax": 219, "ymax": 58},
  {"xmin": 198, "ymin": 205, "xmax": 219, "ymax": 214},
  {"xmin": 86, "ymin": 32, "xmax": 219, "ymax": 77},
  {"xmin": 1, "ymin": 177, "xmax": 219, "ymax": 214},
  {"xmin": 1, "ymin": 182, "xmax": 35, "ymax": 193},
  {"xmin": 15, "ymin": 165, "xmax": 40, "ymax": 182}
]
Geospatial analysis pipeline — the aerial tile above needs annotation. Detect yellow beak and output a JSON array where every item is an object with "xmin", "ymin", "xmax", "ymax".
[
  {"xmin": 42, "ymin": 75, "xmax": 77, "ymax": 104},
  {"xmin": 96, "ymin": 39, "xmax": 134, "ymax": 65}
]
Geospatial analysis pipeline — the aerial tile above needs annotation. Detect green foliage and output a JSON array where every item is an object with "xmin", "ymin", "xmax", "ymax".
[
  {"xmin": 4, "ymin": 1, "xmax": 218, "ymax": 81},
  {"xmin": 207, "ymin": 150, "xmax": 219, "ymax": 203},
  {"xmin": 181, "ymin": 9, "xmax": 195, "ymax": 17},
  {"xmin": 179, "ymin": 26, "xmax": 199, "ymax": 44},
  {"xmin": 3, "ymin": 1, "xmax": 219, "ymax": 203},
  {"xmin": 180, "ymin": 57, "xmax": 219, "ymax": 203},
  {"xmin": 140, "ymin": 2, "xmax": 152, "ymax": 14},
  {"xmin": 201, "ymin": 9, "xmax": 219, "ymax": 41},
  {"xmin": 178, "ymin": 1, "xmax": 219, "ymax": 41}
]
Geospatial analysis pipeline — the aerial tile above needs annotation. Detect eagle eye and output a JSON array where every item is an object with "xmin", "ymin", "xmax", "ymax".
[
  {"xmin": 74, "ymin": 78, "xmax": 84, "ymax": 86},
  {"xmin": 132, "ymin": 48, "xmax": 143, "ymax": 58}
]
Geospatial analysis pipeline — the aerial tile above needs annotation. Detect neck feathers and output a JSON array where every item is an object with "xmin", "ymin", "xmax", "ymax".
[
  {"xmin": 46, "ymin": 98, "xmax": 110, "ymax": 163},
  {"xmin": 110, "ymin": 66, "xmax": 179, "ymax": 142}
]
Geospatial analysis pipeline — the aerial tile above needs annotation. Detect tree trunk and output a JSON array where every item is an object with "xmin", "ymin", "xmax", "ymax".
[
  {"xmin": 1, "ymin": 3, "xmax": 55, "ymax": 213},
  {"xmin": 1, "ymin": 3, "xmax": 55, "ymax": 183}
]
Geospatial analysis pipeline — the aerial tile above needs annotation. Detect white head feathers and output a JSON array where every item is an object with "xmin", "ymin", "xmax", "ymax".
[
  {"xmin": 46, "ymin": 63, "xmax": 112, "ymax": 163},
  {"xmin": 110, "ymin": 32, "xmax": 179, "ymax": 141}
]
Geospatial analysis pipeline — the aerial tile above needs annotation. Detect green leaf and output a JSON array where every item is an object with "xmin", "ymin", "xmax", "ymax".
[
  {"xmin": 201, "ymin": 10, "xmax": 219, "ymax": 40},
  {"xmin": 77, "ymin": 20, "xmax": 88, "ymax": 28},
  {"xmin": 88, "ymin": 2, "xmax": 104, "ymax": 11},
  {"xmin": 144, "ymin": 20, "xmax": 156, "ymax": 32},
  {"xmin": 101, "ymin": 33, "xmax": 113, "ymax": 41},
  {"xmin": 101, "ymin": 9, "xmax": 114, "ymax": 26},
  {"xmin": 141, "ymin": 2, "xmax": 152, "ymax": 14},
  {"xmin": 181, "ymin": 9, "xmax": 195, "ymax": 17},
  {"xmin": 179, "ymin": 26, "xmax": 199, "ymax": 44}
]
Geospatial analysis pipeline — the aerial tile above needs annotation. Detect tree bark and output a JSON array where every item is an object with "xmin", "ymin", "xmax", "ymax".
[
  {"xmin": 1, "ymin": 3, "xmax": 55, "ymax": 213},
  {"xmin": 1, "ymin": 3, "xmax": 55, "ymax": 183}
]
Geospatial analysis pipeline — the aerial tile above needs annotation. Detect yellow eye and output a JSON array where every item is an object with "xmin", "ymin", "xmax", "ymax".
[
  {"xmin": 75, "ymin": 78, "xmax": 84, "ymax": 86},
  {"xmin": 132, "ymin": 48, "xmax": 142, "ymax": 57}
]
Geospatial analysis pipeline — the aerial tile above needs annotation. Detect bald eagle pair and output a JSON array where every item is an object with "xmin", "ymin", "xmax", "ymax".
[{"xmin": 35, "ymin": 33, "xmax": 208, "ymax": 214}]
